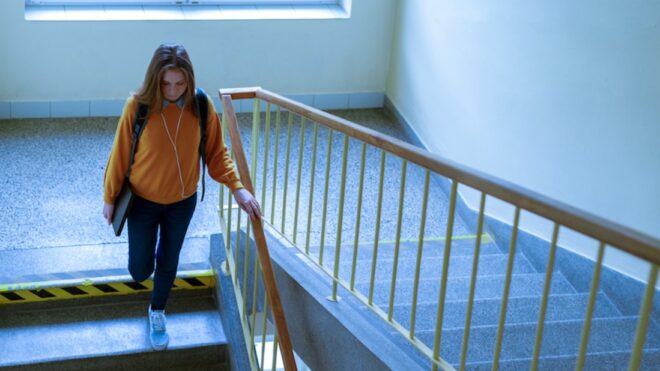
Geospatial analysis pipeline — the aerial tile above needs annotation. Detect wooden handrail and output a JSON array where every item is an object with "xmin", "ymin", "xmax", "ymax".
[
  {"xmin": 221, "ymin": 87, "xmax": 660, "ymax": 266},
  {"xmin": 219, "ymin": 87, "xmax": 258, "ymax": 100},
  {"xmin": 221, "ymin": 94, "xmax": 298, "ymax": 371}
]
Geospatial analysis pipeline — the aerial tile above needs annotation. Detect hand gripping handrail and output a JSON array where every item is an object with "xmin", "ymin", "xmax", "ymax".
[{"xmin": 221, "ymin": 94, "xmax": 297, "ymax": 371}]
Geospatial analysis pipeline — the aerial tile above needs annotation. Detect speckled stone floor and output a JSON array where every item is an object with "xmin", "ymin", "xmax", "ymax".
[{"xmin": 0, "ymin": 108, "xmax": 470, "ymax": 252}]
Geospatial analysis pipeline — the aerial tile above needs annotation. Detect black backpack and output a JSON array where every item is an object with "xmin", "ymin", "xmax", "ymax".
[{"xmin": 127, "ymin": 88, "xmax": 209, "ymax": 202}]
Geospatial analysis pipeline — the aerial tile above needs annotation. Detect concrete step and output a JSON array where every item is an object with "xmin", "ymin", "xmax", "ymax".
[
  {"xmin": 390, "ymin": 292, "xmax": 621, "ymax": 332},
  {"xmin": 0, "ymin": 290, "xmax": 228, "ymax": 370},
  {"xmin": 355, "ymin": 272, "xmax": 577, "ymax": 309},
  {"xmin": 414, "ymin": 316, "xmax": 660, "ymax": 366},
  {"xmin": 307, "ymin": 238, "xmax": 503, "ymax": 265},
  {"xmin": 465, "ymin": 348, "xmax": 660, "ymax": 371},
  {"xmin": 341, "ymin": 253, "xmax": 535, "ymax": 285},
  {"xmin": 0, "ymin": 237, "xmax": 210, "ymax": 280}
]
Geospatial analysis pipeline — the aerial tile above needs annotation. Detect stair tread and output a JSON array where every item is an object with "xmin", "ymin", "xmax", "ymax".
[
  {"xmin": 464, "ymin": 348, "xmax": 660, "ymax": 371},
  {"xmin": 307, "ymin": 238, "xmax": 503, "ymax": 263},
  {"xmin": 0, "ymin": 295, "xmax": 226, "ymax": 367},
  {"xmin": 354, "ymin": 272, "xmax": 577, "ymax": 307},
  {"xmin": 387, "ymin": 291, "xmax": 621, "ymax": 330},
  {"xmin": 412, "ymin": 316, "xmax": 660, "ymax": 364},
  {"xmin": 337, "ymin": 253, "xmax": 536, "ymax": 283},
  {"xmin": 0, "ymin": 237, "xmax": 210, "ymax": 282}
]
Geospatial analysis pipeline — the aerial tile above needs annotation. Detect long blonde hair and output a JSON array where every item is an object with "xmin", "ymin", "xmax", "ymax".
[{"xmin": 134, "ymin": 43, "xmax": 197, "ymax": 116}]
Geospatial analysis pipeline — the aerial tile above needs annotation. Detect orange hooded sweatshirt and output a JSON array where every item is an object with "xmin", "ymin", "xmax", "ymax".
[{"xmin": 103, "ymin": 95, "xmax": 243, "ymax": 205}]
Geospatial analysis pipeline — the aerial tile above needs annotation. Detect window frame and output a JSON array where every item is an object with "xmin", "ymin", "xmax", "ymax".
[
  {"xmin": 26, "ymin": 0, "xmax": 338, "ymax": 5},
  {"xmin": 25, "ymin": 0, "xmax": 349, "ymax": 21}
]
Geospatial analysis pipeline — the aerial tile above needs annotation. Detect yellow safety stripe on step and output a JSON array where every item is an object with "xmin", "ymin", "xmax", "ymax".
[{"xmin": 0, "ymin": 268, "xmax": 215, "ymax": 305}]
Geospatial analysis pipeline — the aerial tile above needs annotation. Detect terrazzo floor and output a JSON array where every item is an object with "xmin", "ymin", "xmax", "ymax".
[{"xmin": 0, "ymin": 107, "xmax": 470, "ymax": 253}]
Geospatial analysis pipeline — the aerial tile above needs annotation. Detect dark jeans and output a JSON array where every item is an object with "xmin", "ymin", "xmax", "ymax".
[{"xmin": 127, "ymin": 193, "xmax": 197, "ymax": 310}]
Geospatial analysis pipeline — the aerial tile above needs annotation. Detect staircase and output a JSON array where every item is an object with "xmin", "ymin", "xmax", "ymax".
[
  {"xmin": 217, "ymin": 91, "xmax": 660, "ymax": 370},
  {"xmin": 0, "ymin": 291, "xmax": 228, "ymax": 370},
  {"xmin": 0, "ymin": 238, "xmax": 231, "ymax": 370},
  {"xmin": 2, "ymin": 93, "xmax": 658, "ymax": 370},
  {"xmin": 301, "ymin": 229, "xmax": 660, "ymax": 370}
]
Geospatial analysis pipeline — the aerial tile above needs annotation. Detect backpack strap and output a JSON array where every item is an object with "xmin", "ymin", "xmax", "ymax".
[
  {"xmin": 195, "ymin": 88, "xmax": 208, "ymax": 202},
  {"xmin": 126, "ymin": 102, "xmax": 149, "ymax": 181}
]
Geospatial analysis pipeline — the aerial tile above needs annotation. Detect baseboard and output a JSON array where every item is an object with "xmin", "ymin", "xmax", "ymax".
[{"xmin": 0, "ymin": 91, "xmax": 385, "ymax": 119}]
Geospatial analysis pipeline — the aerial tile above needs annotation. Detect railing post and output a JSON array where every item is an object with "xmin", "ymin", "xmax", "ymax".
[
  {"xmin": 628, "ymin": 263, "xmax": 659, "ymax": 371},
  {"xmin": 293, "ymin": 117, "xmax": 306, "ymax": 244},
  {"xmin": 330, "ymin": 134, "xmax": 350, "ymax": 301},
  {"xmin": 459, "ymin": 192, "xmax": 486, "ymax": 371},
  {"xmin": 350, "ymin": 142, "xmax": 367, "ymax": 291},
  {"xmin": 531, "ymin": 223, "xmax": 560, "ymax": 370},
  {"xmin": 575, "ymin": 242, "xmax": 605, "ymax": 370},
  {"xmin": 432, "ymin": 180, "xmax": 458, "ymax": 371},
  {"xmin": 409, "ymin": 168, "xmax": 431, "ymax": 338},
  {"xmin": 270, "ymin": 107, "xmax": 281, "ymax": 224},
  {"xmin": 368, "ymin": 150, "xmax": 386, "ymax": 306},
  {"xmin": 492, "ymin": 206, "xmax": 521, "ymax": 371},
  {"xmin": 305, "ymin": 122, "xmax": 320, "ymax": 255},
  {"xmin": 387, "ymin": 159, "xmax": 407, "ymax": 321}
]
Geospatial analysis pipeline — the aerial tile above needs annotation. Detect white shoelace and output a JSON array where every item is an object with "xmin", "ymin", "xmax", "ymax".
[
  {"xmin": 151, "ymin": 310, "xmax": 166, "ymax": 332},
  {"xmin": 161, "ymin": 108, "xmax": 186, "ymax": 198}
]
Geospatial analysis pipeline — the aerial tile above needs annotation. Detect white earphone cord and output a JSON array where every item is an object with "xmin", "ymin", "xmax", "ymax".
[{"xmin": 160, "ymin": 109, "xmax": 186, "ymax": 198}]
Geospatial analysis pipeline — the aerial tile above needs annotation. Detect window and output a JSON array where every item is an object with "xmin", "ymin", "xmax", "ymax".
[
  {"xmin": 27, "ymin": 1, "xmax": 338, "ymax": 5},
  {"xmin": 25, "ymin": 0, "xmax": 350, "ymax": 21}
]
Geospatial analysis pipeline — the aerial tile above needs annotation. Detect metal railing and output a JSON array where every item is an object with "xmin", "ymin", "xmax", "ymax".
[{"xmin": 217, "ymin": 87, "xmax": 660, "ymax": 371}]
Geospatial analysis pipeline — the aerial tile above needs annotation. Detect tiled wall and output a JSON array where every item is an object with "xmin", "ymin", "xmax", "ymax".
[{"xmin": 0, "ymin": 92, "xmax": 384, "ymax": 119}]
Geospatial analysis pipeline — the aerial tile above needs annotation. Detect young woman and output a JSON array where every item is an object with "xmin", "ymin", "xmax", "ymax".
[{"xmin": 102, "ymin": 43, "xmax": 260, "ymax": 351}]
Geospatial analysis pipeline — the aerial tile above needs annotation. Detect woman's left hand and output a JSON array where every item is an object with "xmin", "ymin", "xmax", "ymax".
[{"xmin": 233, "ymin": 188, "xmax": 262, "ymax": 221}]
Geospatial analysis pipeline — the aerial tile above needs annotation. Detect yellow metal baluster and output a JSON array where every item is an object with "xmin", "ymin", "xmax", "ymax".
[
  {"xmin": 388, "ymin": 159, "xmax": 408, "ymax": 321},
  {"xmin": 368, "ymin": 150, "xmax": 386, "ymax": 305},
  {"xmin": 531, "ymin": 223, "xmax": 560, "ymax": 370},
  {"xmin": 431, "ymin": 180, "xmax": 458, "ymax": 371},
  {"xmin": 219, "ymin": 187, "xmax": 225, "ymax": 218},
  {"xmin": 271, "ymin": 334, "xmax": 279, "ymax": 371},
  {"xmin": 220, "ymin": 112, "xmax": 227, "ymax": 220},
  {"xmin": 221, "ymin": 104, "xmax": 231, "ymax": 269},
  {"xmin": 409, "ymin": 169, "xmax": 430, "ymax": 338},
  {"xmin": 260, "ymin": 294, "xmax": 270, "ymax": 371},
  {"xmin": 350, "ymin": 142, "xmax": 367, "ymax": 291},
  {"xmin": 575, "ymin": 242, "xmax": 605, "ymax": 370},
  {"xmin": 293, "ymin": 117, "xmax": 306, "ymax": 244},
  {"xmin": 235, "ymin": 209, "xmax": 242, "ymax": 286},
  {"xmin": 270, "ymin": 107, "xmax": 281, "ymax": 224},
  {"xmin": 261, "ymin": 103, "xmax": 271, "ymax": 213},
  {"xmin": 243, "ymin": 222, "xmax": 251, "ymax": 316},
  {"xmin": 251, "ymin": 99, "xmax": 260, "ymax": 182},
  {"xmin": 628, "ymin": 263, "xmax": 659, "ymax": 371},
  {"xmin": 331, "ymin": 135, "xmax": 350, "ymax": 301},
  {"xmin": 459, "ymin": 192, "xmax": 486, "ymax": 371},
  {"xmin": 281, "ymin": 112, "xmax": 293, "ymax": 232},
  {"xmin": 319, "ymin": 129, "xmax": 334, "ymax": 266},
  {"xmin": 305, "ymin": 122, "xmax": 320, "ymax": 255},
  {"xmin": 245, "ymin": 99, "xmax": 259, "ymax": 319},
  {"xmin": 219, "ymin": 190, "xmax": 225, "ymax": 222},
  {"xmin": 250, "ymin": 259, "xmax": 262, "ymax": 359},
  {"xmin": 492, "ymin": 206, "xmax": 521, "ymax": 371},
  {"xmin": 225, "ymin": 186, "xmax": 234, "ymax": 274}
]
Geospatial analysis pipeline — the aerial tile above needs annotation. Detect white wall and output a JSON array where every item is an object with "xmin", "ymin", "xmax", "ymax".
[
  {"xmin": 386, "ymin": 1, "xmax": 660, "ymax": 281},
  {"xmin": 0, "ymin": 0, "xmax": 395, "ymax": 101}
]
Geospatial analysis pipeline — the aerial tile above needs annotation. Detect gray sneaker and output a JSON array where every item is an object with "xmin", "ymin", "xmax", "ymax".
[{"xmin": 148, "ymin": 305, "xmax": 169, "ymax": 351}]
